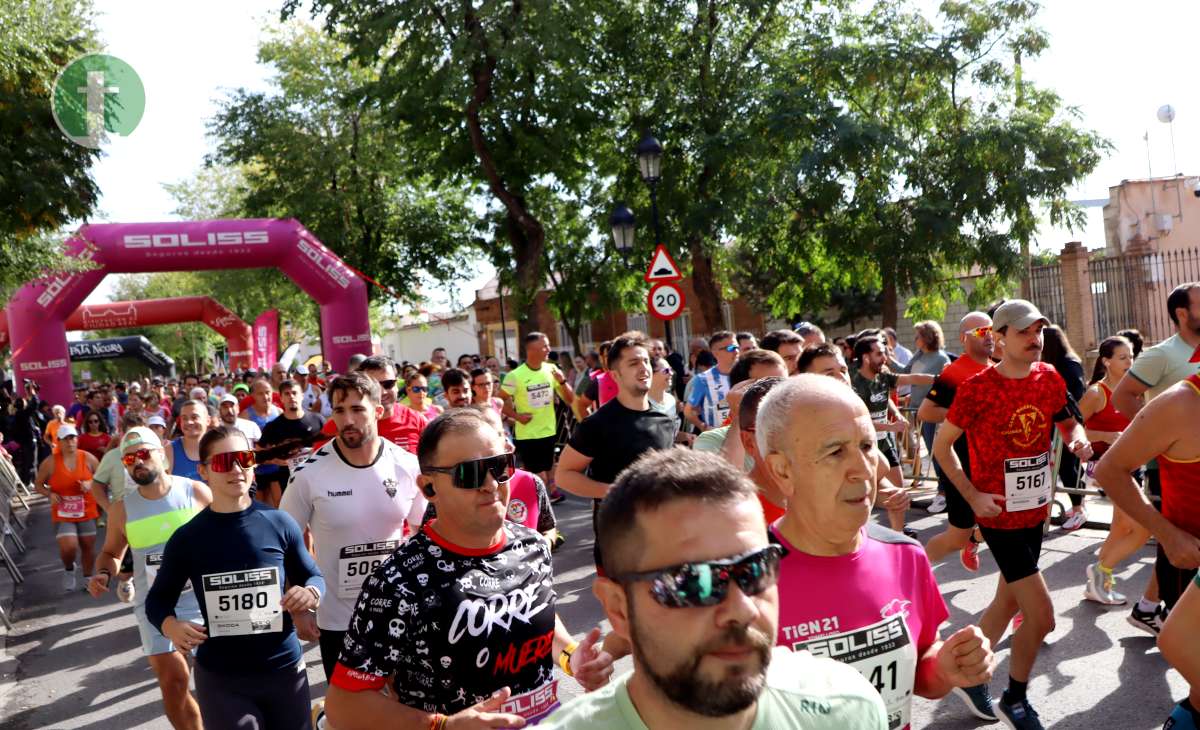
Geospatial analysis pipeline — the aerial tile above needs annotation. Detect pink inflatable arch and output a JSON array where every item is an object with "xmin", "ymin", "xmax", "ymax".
[
  {"xmin": 0, "ymin": 296, "xmax": 254, "ymax": 369},
  {"xmin": 7, "ymin": 219, "xmax": 370, "ymax": 406}
]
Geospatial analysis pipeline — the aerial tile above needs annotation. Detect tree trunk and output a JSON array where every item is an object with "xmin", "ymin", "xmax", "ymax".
[
  {"xmin": 690, "ymin": 240, "xmax": 724, "ymax": 334},
  {"xmin": 503, "ymin": 213, "xmax": 548, "ymax": 341},
  {"xmin": 881, "ymin": 263, "xmax": 898, "ymax": 328},
  {"xmin": 462, "ymin": 31, "xmax": 547, "ymax": 345}
]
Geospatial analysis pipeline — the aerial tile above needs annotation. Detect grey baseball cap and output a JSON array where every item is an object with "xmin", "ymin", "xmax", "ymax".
[{"xmin": 992, "ymin": 299, "xmax": 1050, "ymax": 333}]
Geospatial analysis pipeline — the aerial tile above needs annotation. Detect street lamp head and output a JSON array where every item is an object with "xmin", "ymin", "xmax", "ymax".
[
  {"xmin": 609, "ymin": 202, "xmax": 636, "ymax": 254},
  {"xmin": 636, "ymin": 133, "xmax": 663, "ymax": 183}
]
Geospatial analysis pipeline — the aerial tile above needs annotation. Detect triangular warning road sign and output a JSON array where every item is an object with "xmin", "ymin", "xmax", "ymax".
[{"xmin": 644, "ymin": 244, "xmax": 683, "ymax": 283}]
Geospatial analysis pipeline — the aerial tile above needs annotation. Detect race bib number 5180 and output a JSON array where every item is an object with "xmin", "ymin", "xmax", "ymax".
[{"xmin": 202, "ymin": 567, "xmax": 282, "ymax": 637}]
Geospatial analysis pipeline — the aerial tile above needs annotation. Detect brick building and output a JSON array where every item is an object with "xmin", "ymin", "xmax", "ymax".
[{"xmin": 472, "ymin": 275, "xmax": 775, "ymax": 360}]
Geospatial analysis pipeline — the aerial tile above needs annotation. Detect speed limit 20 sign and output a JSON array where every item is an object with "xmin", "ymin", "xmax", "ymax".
[{"xmin": 648, "ymin": 282, "xmax": 685, "ymax": 321}]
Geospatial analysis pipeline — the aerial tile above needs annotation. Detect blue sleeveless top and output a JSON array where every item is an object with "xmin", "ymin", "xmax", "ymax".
[{"xmin": 171, "ymin": 440, "xmax": 202, "ymax": 481}]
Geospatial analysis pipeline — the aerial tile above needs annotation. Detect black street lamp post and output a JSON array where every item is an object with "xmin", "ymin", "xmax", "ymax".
[{"xmin": 634, "ymin": 133, "xmax": 673, "ymax": 354}]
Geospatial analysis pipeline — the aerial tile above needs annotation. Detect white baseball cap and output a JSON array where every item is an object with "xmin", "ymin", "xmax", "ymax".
[
  {"xmin": 122, "ymin": 426, "xmax": 163, "ymax": 452},
  {"xmin": 147, "ymin": 415, "xmax": 167, "ymax": 428},
  {"xmin": 219, "ymin": 393, "xmax": 239, "ymax": 406},
  {"xmin": 57, "ymin": 424, "xmax": 78, "ymax": 439}
]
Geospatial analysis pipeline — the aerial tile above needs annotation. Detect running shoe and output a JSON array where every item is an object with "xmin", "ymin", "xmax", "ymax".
[
  {"xmin": 116, "ymin": 577, "xmax": 136, "ymax": 604},
  {"xmin": 549, "ymin": 490, "xmax": 567, "ymax": 505},
  {"xmin": 1127, "ymin": 603, "xmax": 1165, "ymax": 636},
  {"xmin": 998, "ymin": 692, "xmax": 1044, "ymax": 730},
  {"xmin": 1165, "ymin": 700, "xmax": 1200, "ymax": 729},
  {"xmin": 960, "ymin": 540, "xmax": 981, "ymax": 572},
  {"xmin": 1061, "ymin": 507, "xmax": 1087, "ymax": 532},
  {"xmin": 1084, "ymin": 562, "xmax": 1127, "ymax": 605},
  {"xmin": 62, "ymin": 569, "xmax": 76, "ymax": 593},
  {"xmin": 902, "ymin": 527, "xmax": 920, "ymax": 540},
  {"xmin": 952, "ymin": 684, "xmax": 998, "ymax": 721},
  {"xmin": 927, "ymin": 494, "xmax": 947, "ymax": 514},
  {"xmin": 1012, "ymin": 612, "xmax": 1023, "ymax": 632}
]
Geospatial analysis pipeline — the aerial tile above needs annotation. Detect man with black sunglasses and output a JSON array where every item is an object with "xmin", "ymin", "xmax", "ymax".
[
  {"xmin": 544, "ymin": 448, "xmax": 886, "ymax": 729},
  {"xmin": 280, "ymin": 372, "xmax": 427, "ymax": 682},
  {"xmin": 327, "ymin": 408, "xmax": 613, "ymax": 729},
  {"xmin": 759, "ymin": 375, "xmax": 993, "ymax": 730}
]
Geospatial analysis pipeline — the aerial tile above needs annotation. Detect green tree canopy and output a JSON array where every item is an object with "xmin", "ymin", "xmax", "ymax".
[
  {"xmin": 207, "ymin": 23, "xmax": 483, "ymax": 307},
  {"xmin": 729, "ymin": 0, "xmax": 1108, "ymax": 325},
  {"xmin": 0, "ymin": 0, "xmax": 102, "ymax": 301}
]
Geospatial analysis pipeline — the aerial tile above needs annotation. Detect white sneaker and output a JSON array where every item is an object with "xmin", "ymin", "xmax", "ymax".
[
  {"xmin": 1062, "ymin": 508, "xmax": 1087, "ymax": 531},
  {"xmin": 927, "ymin": 495, "xmax": 947, "ymax": 514},
  {"xmin": 1084, "ymin": 562, "xmax": 1126, "ymax": 605},
  {"xmin": 116, "ymin": 577, "xmax": 135, "ymax": 604},
  {"xmin": 62, "ymin": 569, "xmax": 76, "ymax": 593}
]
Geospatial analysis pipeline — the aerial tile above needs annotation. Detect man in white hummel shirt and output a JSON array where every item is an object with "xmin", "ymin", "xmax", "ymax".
[{"xmin": 280, "ymin": 371, "xmax": 426, "ymax": 680}]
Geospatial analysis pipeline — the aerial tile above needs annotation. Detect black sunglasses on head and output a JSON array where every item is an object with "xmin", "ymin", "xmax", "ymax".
[
  {"xmin": 423, "ymin": 452, "xmax": 515, "ymax": 490},
  {"xmin": 611, "ymin": 545, "xmax": 783, "ymax": 609}
]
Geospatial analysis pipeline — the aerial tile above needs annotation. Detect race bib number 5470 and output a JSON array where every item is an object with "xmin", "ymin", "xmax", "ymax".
[{"xmin": 202, "ymin": 567, "xmax": 282, "ymax": 637}]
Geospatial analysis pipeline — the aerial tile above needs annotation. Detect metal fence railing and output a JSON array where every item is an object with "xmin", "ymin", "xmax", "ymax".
[
  {"xmin": 1028, "ymin": 262, "xmax": 1068, "ymax": 331},
  {"xmin": 1088, "ymin": 254, "xmax": 1145, "ymax": 340},
  {"xmin": 1088, "ymin": 247, "xmax": 1200, "ymax": 343}
]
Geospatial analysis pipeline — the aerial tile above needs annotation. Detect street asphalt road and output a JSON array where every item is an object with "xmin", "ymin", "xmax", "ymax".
[{"xmin": 0, "ymin": 488, "xmax": 1189, "ymax": 729}]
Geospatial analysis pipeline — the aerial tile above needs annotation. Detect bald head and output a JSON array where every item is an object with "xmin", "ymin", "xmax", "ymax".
[
  {"xmin": 960, "ymin": 311, "xmax": 990, "ymax": 333},
  {"xmin": 755, "ymin": 374, "xmax": 868, "ymax": 458},
  {"xmin": 959, "ymin": 311, "xmax": 994, "ymax": 362}
]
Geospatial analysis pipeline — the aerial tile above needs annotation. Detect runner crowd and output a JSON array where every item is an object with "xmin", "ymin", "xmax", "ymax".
[{"xmin": 7, "ymin": 282, "xmax": 1200, "ymax": 729}]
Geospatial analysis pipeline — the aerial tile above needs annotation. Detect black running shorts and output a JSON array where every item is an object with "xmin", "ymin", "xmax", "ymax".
[
  {"xmin": 514, "ymin": 435, "xmax": 558, "ymax": 475},
  {"xmin": 978, "ymin": 524, "xmax": 1044, "ymax": 583}
]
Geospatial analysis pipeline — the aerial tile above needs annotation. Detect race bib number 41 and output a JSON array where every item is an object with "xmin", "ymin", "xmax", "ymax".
[
  {"xmin": 1004, "ymin": 452, "xmax": 1052, "ymax": 512},
  {"xmin": 795, "ymin": 613, "xmax": 917, "ymax": 730},
  {"xmin": 202, "ymin": 567, "xmax": 282, "ymax": 637},
  {"xmin": 337, "ymin": 540, "xmax": 398, "ymax": 599}
]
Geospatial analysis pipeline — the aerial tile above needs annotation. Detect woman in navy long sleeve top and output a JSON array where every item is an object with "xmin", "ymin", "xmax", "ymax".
[{"xmin": 146, "ymin": 425, "xmax": 324, "ymax": 729}]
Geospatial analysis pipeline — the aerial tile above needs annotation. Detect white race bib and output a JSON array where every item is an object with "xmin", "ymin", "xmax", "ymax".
[
  {"xmin": 1004, "ymin": 452, "xmax": 1052, "ymax": 512},
  {"xmin": 796, "ymin": 613, "xmax": 917, "ymax": 730},
  {"xmin": 146, "ymin": 553, "xmax": 193, "ymax": 594},
  {"xmin": 56, "ymin": 494, "xmax": 85, "ymax": 520},
  {"xmin": 526, "ymin": 382, "xmax": 553, "ymax": 409},
  {"xmin": 337, "ymin": 540, "xmax": 398, "ymax": 599},
  {"xmin": 202, "ymin": 567, "xmax": 282, "ymax": 637},
  {"xmin": 146, "ymin": 553, "xmax": 162, "ymax": 588},
  {"xmin": 287, "ymin": 448, "xmax": 313, "ymax": 472}
]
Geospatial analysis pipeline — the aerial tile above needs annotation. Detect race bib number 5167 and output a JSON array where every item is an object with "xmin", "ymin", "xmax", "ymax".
[{"xmin": 1004, "ymin": 452, "xmax": 1051, "ymax": 512}]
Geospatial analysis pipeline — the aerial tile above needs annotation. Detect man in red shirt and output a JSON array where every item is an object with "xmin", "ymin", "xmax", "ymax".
[
  {"xmin": 317, "ymin": 356, "xmax": 426, "ymax": 453},
  {"xmin": 933, "ymin": 300, "xmax": 1091, "ymax": 729}
]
